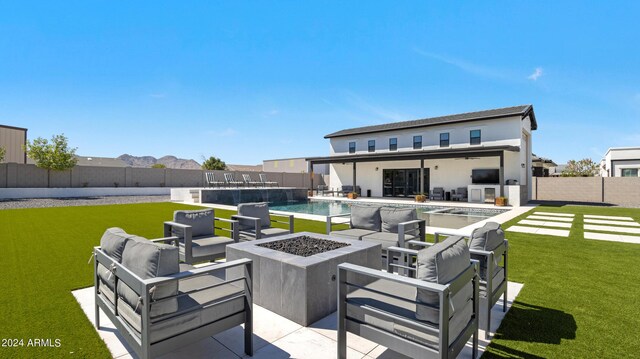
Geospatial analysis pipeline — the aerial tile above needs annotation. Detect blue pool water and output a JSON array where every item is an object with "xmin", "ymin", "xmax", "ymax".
[{"xmin": 269, "ymin": 200, "xmax": 508, "ymax": 229}]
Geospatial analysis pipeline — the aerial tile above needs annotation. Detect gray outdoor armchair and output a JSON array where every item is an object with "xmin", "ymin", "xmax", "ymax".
[
  {"xmin": 451, "ymin": 187, "xmax": 468, "ymax": 202},
  {"xmin": 337, "ymin": 234, "xmax": 479, "ymax": 359},
  {"xmin": 164, "ymin": 209, "xmax": 239, "ymax": 264},
  {"xmin": 430, "ymin": 187, "xmax": 445, "ymax": 201},
  {"xmin": 94, "ymin": 228, "xmax": 253, "ymax": 359},
  {"xmin": 431, "ymin": 222, "xmax": 508, "ymax": 338},
  {"xmin": 231, "ymin": 202, "xmax": 294, "ymax": 240}
]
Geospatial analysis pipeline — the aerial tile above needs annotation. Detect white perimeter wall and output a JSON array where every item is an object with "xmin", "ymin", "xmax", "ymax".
[{"xmin": 0, "ymin": 187, "xmax": 170, "ymax": 199}]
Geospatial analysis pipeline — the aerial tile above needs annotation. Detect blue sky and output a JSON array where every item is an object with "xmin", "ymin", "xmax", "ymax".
[{"xmin": 1, "ymin": 1, "xmax": 639, "ymax": 164}]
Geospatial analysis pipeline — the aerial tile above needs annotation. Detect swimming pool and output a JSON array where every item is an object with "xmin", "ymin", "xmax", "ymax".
[{"xmin": 269, "ymin": 200, "xmax": 508, "ymax": 229}]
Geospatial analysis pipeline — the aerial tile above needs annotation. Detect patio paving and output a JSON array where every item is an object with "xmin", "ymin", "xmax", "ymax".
[
  {"xmin": 583, "ymin": 214, "xmax": 634, "ymax": 221},
  {"xmin": 583, "ymin": 224, "xmax": 640, "ymax": 235},
  {"xmin": 584, "ymin": 232, "xmax": 640, "ymax": 244},
  {"xmin": 506, "ymin": 225, "xmax": 570, "ymax": 237},
  {"xmin": 518, "ymin": 219, "xmax": 572, "ymax": 228},
  {"xmin": 72, "ymin": 281, "xmax": 523, "ymax": 359},
  {"xmin": 526, "ymin": 215, "xmax": 574, "ymax": 222},
  {"xmin": 583, "ymin": 218, "xmax": 640, "ymax": 227},
  {"xmin": 533, "ymin": 212, "xmax": 574, "ymax": 217}
]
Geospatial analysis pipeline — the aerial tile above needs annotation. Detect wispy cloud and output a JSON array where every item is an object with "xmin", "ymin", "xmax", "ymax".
[
  {"xmin": 412, "ymin": 47, "xmax": 509, "ymax": 79},
  {"xmin": 149, "ymin": 93, "xmax": 167, "ymax": 98},
  {"xmin": 266, "ymin": 109, "xmax": 280, "ymax": 116},
  {"xmin": 344, "ymin": 91, "xmax": 408, "ymax": 123},
  {"xmin": 528, "ymin": 67, "xmax": 544, "ymax": 81}
]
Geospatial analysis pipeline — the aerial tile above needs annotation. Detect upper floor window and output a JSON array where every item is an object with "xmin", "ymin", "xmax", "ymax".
[
  {"xmin": 368, "ymin": 140, "xmax": 375, "ymax": 152},
  {"xmin": 389, "ymin": 138, "xmax": 397, "ymax": 151},
  {"xmin": 621, "ymin": 168, "xmax": 639, "ymax": 177},
  {"xmin": 470, "ymin": 130, "xmax": 481, "ymax": 145},
  {"xmin": 349, "ymin": 141, "xmax": 356, "ymax": 153},
  {"xmin": 413, "ymin": 135, "xmax": 422, "ymax": 149},
  {"xmin": 440, "ymin": 133, "xmax": 450, "ymax": 147}
]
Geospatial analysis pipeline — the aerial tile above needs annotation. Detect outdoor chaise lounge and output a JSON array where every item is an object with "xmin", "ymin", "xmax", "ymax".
[
  {"xmin": 327, "ymin": 205, "xmax": 425, "ymax": 254},
  {"xmin": 231, "ymin": 202, "xmax": 294, "ymax": 240},
  {"xmin": 163, "ymin": 209, "xmax": 239, "ymax": 264},
  {"xmin": 451, "ymin": 187, "xmax": 468, "ymax": 202},
  {"xmin": 94, "ymin": 228, "xmax": 253, "ymax": 359},
  {"xmin": 258, "ymin": 173, "xmax": 279, "ymax": 187},
  {"xmin": 205, "ymin": 172, "xmax": 225, "ymax": 188},
  {"xmin": 337, "ymin": 234, "xmax": 479, "ymax": 359},
  {"xmin": 242, "ymin": 174, "xmax": 262, "ymax": 187},
  {"xmin": 340, "ymin": 185, "xmax": 361, "ymax": 196},
  {"xmin": 430, "ymin": 187, "xmax": 445, "ymax": 201},
  {"xmin": 224, "ymin": 173, "xmax": 245, "ymax": 187}
]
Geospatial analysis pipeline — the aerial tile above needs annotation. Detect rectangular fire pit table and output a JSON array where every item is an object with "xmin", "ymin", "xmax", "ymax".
[{"xmin": 225, "ymin": 232, "xmax": 381, "ymax": 326}]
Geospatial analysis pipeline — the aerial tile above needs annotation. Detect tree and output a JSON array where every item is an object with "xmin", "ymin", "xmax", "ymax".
[
  {"xmin": 0, "ymin": 146, "xmax": 5, "ymax": 163},
  {"xmin": 151, "ymin": 163, "xmax": 166, "ymax": 169},
  {"xmin": 25, "ymin": 134, "xmax": 78, "ymax": 187},
  {"xmin": 561, "ymin": 158, "xmax": 599, "ymax": 177},
  {"xmin": 201, "ymin": 156, "xmax": 226, "ymax": 170}
]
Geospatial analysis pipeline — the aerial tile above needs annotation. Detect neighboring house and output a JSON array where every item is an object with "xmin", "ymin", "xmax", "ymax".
[
  {"xmin": 600, "ymin": 147, "xmax": 640, "ymax": 177},
  {"xmin": 307, "ymin": 105, "xmax": 537, "ymax": 205},
  {"xmin": 532, "ymin": 154, "xmax": 557, "ymax": 177},
  {"xmin": 226, "ymin": 164, "xmax": 263, "ymax": 172},
  {"xmin": 549, "ymin": 164, "xmax": 566, "ymax": 177},
  {"xmin": 263, "ymin": 157, "xmax": 329, "ymax": 175},
  {"xmin": 0, "ymin": 124, "xmax": 28, "ymax": 164}
]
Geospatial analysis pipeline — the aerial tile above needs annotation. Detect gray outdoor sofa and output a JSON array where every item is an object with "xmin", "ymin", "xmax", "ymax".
[
  {"xmin": 164, "ymin": 209, "xmax": 239, "ymax": 264},
  {"xmin": 451, "ymin": 187, "xmax": 468, "ymax": 202},
  {"xmin": 430, "ymin": 187, "xmax": 445, "ymax": 201},
  {"xmin": 231, "ymin": 202, "xmax": 294, "ymax": 240},
  {"xmin": 326, "ymin": 205, "xmax": 426, "ymax": 252},
  {"xmin": 94, "ymin": 228, "xmax": 253, "ymax": 359},
  {"xmin": 388, "ymin": 221, "xmax": 508, "ymax": 339},
  {"xmin": 337, "ymin": 234, "xmax": 479, "ymax": 359}
]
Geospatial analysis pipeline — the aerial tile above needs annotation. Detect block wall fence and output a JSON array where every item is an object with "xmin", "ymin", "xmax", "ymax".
[
  {"xmin": 0, "ymin": 163, "xmax": 324, "ymax": 189},
  {"xmin": 531, "ymin": 177, "xmax": 640, "ymax": 206}
]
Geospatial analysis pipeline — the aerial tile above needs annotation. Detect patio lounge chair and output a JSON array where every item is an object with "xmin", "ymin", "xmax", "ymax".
[
  {"xmin": 430, "ymin": 187, "xmax": 445, "ymax": 201},
  {"xmin": 205, "ymin": 172, "xmax": 225, "ymax": 188},
  {"xmin": 242, "ymin": 174, "xmax": 262, "ymax": 187},
  {"xmin": 163, "ymin": 209, "xmax": 239, "ymax": 264},
  {"xmin": 430, "ymin": 222, "xmax": 508, "ymax": 338},
  {"xmin": 258, "ymin": 173, "xmax": 279, "ymax": 187},
  {"xmin": 451, "ymin": 187, "xmax": 468, "ymax": 202},
  {"xmin": 231, "ymin": 202, "xmax": 294, "ymax": 240},
  {"xmin": 337, "ymin": 234, "xmax": 479, "ymax": 359},
  {"xmin": 224, "ymin": 173, "xmax": 245, "ymax": 187},
  {"xmin": 327, "ymin": 205, "xmax": 425, "ymax": 254},
  {"xmin": 340, "ymin": 185, "xmax": 361, "ymax": 196},
  {"xmin": 94, "ymin": 228, "xmax": 253, "ymax": 359}
]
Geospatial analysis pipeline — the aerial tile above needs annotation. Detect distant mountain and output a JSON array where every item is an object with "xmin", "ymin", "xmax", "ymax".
[{"xmin": 117, "ymin": 154, "xmax": 201, "ymax": 169}]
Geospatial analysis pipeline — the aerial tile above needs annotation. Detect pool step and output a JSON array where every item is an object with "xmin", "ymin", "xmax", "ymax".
[{"xmin": 189, "ymin": 189, "xmax": 200, "ymax": 203}]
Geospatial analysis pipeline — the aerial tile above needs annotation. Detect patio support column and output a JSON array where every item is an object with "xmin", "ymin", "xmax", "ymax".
[
  {"xmin": 308, "ymin": 161, "xmax": 314, "ymax": 192},
  {"xmin": 352, "ymin": 162, "xmax": 357, "ymax": 189},
  {"xmin": 499, "ymin": 152, "xmax": 504, "ymax": 197},
  {"xmin": 420, "ymin": 159, "xmax": 424, "ymax": 194}
]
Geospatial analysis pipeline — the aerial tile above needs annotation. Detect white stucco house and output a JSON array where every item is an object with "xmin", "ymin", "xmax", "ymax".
[
  {"xmin": 307, "ymin": 105, "xmax": 537, "ymax": 206},
  {"xmin": 600, "ymin": 147, "xmax": 640, "ymax": 177}
]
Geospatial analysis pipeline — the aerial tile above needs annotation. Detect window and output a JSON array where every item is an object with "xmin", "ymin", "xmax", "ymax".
[
  {"xmin": 621, "ymin": 168, "xmax": 639, "ymax": 177},
  {"xmin": 413, "ymin": 135, "xmax": 422, "ymax": 149},
  {"xmin": 470, "ymin": 130, "xmax": 481, "ymax": 145},
  {"xmin": 368, "ymin": 140, "xmax": 375, "ymax": 152},
  {"xmin": 389, "ymin": 138, "xmax": 397, "ymax": 151},
  {"xmin": 348, "ymin": 142, "xmax": 356, "ymax": 154},
  {"xmin": 440, "ymin": 133, "xmax": 449, "ymax": 147}
]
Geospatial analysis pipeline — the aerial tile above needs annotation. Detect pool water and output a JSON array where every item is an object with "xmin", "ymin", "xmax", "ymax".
[{"xmin": 269, "ymin": 200, "xmax": 507, "ymax": 229}]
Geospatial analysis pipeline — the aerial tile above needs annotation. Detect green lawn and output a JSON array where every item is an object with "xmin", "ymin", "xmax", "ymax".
[{"xmin": 0, "ymin": 202, "xmax": 639, "ymax": 358}]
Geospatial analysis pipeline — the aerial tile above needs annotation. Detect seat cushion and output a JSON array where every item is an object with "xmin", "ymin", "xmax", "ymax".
[
  {"xmin": 380, "ymin": 207, "xmax": 417, "ymax": 233},
  {"xmin": 469, "ymin": 222, "xmax": 504, "ymax": 252},
  {"xmin": 363, "ymin": 232, "xmax": 417, "ymax": 249},
  {"xmin": 331, "ymin": 228, "xmax": 377, "ymax": 241},
  {"xmin": 237, "ymin": 202, "xmax": 271, "ymax": 229},
  {"xmin": 189, "ymin": 235, "xmax": 235, "ymax": 258},
  {"xmin": 242, "ymin": 227, "xmax": 289, "ymax": 239},
  {"xmin": 350, "ymin": 205, "xmax": 381, "ymax": 231},
  {"xmin": 118, "ymin": 272, "xmax": 246, "ymax": 344},
  {"xmin": 174, "ymin": 209, "xmax": 214, "ymax": 238},
  {"xmin": 118, "ymin": 238, "xmax": 180, "ymax": 318},
  {"xmin": 415, "ymin": 235, "xmax": 472, "ymax": 324},
  {"xmin": 347, "ymin": 278, "xmax": 472, "ymax": 348}
]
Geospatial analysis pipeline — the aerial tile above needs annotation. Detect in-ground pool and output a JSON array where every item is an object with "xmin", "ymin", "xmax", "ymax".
[{"xmin": 269, "ymin": 200, "xmax": 508, "ymax": 229}]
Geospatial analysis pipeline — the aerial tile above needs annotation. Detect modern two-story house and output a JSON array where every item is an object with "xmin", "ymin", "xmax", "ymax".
[{"xmin": 307, "ymin": 105, "xmax": 537, "ymax": 206}]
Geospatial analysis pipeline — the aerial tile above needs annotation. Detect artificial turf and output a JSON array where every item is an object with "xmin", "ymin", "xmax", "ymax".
[{"xmin": 0, "ymin": 202, "xmax": 639, "ymax": 358}]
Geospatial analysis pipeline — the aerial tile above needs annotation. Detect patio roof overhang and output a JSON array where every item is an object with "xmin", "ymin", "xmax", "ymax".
[{"xmin": 305, "ymin": 145, "xmax": 520, "ymax": 165}]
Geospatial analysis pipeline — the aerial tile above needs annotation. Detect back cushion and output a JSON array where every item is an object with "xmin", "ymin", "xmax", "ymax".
[
  {"xmin": 237, "ymin": 202, "xmax": 271, "ymax": 229},
  {"xmin": 380, "ymin": 207, "xmax": 417, "ymax": 233},
  {"xmin": 100, "ymin": 227, "xmax": 131, "ymax": 262},
  {"xmin": 350, "ymin": 205, "xmax": 381, "ymax": 231},
  {"xmin": 415, "ymin": 235, "xmax": 471, "ymax": 323},
  {"xmin": 118, "ymin": 238, "xmax": 180, "ymax": 317},
  {"xmin": 174, "ymin": 209, "xmax": 214, "ymax": 238},
  {"xmin": 469, "ymin": 222, "xmax": 504, "ymax": 252}
]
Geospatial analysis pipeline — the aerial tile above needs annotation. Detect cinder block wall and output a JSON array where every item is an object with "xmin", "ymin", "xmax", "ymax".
[
  {"xmin": 604, "ymin": 178, "xmax": 640, "ymax": 206},
  {"xmin": 534, "ymin": 177, "xmax": 602, "ymax": 203}
]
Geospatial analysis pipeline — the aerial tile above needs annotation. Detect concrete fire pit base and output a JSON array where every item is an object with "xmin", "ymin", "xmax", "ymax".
[{"xmin": 226, "ymin": 232, "xmax": 381, "ymax": 326}]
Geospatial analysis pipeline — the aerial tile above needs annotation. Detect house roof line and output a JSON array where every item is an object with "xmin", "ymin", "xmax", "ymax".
[{"xmin": 324, "ymin": 105, "xmax": 536, "ymax": 139}]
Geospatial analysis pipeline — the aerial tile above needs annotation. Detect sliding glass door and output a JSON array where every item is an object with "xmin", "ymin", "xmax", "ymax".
[{"xmin": 383, "ymin": 168, "xmax": 429, "ymax": 197}]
